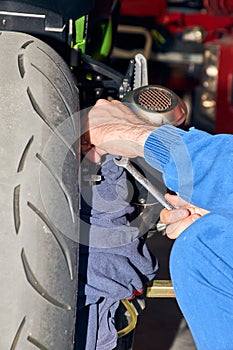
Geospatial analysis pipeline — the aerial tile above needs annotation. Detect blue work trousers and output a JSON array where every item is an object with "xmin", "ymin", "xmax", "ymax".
[{"xmin": 170, "ymin": 213, "xmax": 233, "ymax": 350}]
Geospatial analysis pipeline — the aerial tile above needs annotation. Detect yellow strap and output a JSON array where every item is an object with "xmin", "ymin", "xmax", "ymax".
[{"xmin": 117, "ymin": 299, "xmax": 138, "ymax": 338}]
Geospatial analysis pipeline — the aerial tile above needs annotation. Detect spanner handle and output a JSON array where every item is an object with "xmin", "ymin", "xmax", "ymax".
[
  {"xmin": 127, "ymin": 165, "xmax": 174, "ymax": 210},
  {"xmin": 114, "ymin": 157, "xmax": 174, "ymax": 210}
]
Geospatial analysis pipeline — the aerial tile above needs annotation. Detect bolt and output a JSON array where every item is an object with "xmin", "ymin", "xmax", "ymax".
[{"xmin": 139, "ymin": 198, "xmax": 146, "ymax": 204}]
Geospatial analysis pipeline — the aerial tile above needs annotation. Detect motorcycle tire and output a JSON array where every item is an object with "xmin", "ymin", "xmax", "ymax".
[{"xmin": 0, "ymin": 31, "xmax": 80, "ymax": 350}]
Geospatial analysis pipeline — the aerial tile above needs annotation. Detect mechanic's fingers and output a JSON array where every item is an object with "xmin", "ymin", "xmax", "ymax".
[
  {"xmin": 81, "ymin": 137, "xmax": 105, "ymax": 163},
  {"xmin": 164, "ymin": 193, "xmax": 190, "ymax": 208},
  {"xmin": 164, "ymin": 193, "xmax": 209, "ymax": 216},
  {"xmin": 95, "ymin": 99, "xmax": 111, "ymax": 105},
  {"xmin": 160, "ymin": 207, "xmax": 190, "ymax": 224},
  {"xmin": 111, "ymin": 99, "xmax": 135, "ymax": 114},
  {"xmin": 83, "ymin": 147, "xmax": 103, "ymax": 163},
  {"xmin": 110, "ymin": 100, "xmax": 121, "ymax": 104},
  {"xmin": 166, "ymin": 213, "xmax": 201, "ymax": 239},
  {"xmin": 94, "ymin": 99, "xmax": 135, "ymax": 116}
]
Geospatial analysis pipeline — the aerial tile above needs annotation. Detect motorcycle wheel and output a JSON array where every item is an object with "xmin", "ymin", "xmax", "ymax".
[{"xmin": 0, "ymin": 31, "xmax": 80, "ymax": 350}]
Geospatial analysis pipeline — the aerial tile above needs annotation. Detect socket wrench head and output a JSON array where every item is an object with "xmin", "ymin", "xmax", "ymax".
[{"xmin": 123, "ymin": 85, "xmax": 187, "ymax": 127}]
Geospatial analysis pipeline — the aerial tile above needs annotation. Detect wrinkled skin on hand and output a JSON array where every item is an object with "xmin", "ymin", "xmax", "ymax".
[{"xmin": 81, "ymin": 99, "xmax": 155, "ymax": 162}]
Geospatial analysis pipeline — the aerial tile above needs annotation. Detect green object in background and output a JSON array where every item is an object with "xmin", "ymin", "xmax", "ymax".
[
  {"xmin": 73, "ymin": 16, "xmax": 112, "ymax": 59},
  {"xmin": 151, "ymin": 28, "xmax": 166, "ymax": 45},
  {"xmin": 99, "ymin": 19, "xmax": 112, "ymax": 58},
  {"xmin": 73, "ymin": 16, "xmax": 86, "ymax": 53}
]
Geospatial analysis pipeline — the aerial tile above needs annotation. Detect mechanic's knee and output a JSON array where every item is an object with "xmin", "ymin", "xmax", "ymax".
[{"xmin": 169, "ymin": 233, "xmax": 195, "ymax": 293}]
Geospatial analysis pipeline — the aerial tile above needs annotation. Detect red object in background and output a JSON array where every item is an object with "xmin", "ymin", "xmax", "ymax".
[
  {"xmin": 120, "ymin": 0, "xmax": 233, "ymax": 44},
  {"xmin": 156, "ymin": 12, "xmax": 233, "ymax": 44},
  {"xmin": 120, "ymin": 0, "xmax": 166, "ymax": 17},
  {"xmin": 119, "ymin": 0, "xmax": 233, "ymax": 134},
  {"xmin": 120, "ymin": 0, "xmax": 233, "ymax": 18},
  {"xmin": 204, "ymin": 0, "xmax": 233, "ymax": 16},
  {"xmin": 215, "ymin": 39, "xmax": 233, "ymax": 133}
]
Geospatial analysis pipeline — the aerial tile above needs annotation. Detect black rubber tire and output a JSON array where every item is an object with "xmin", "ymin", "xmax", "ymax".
[{"xmin": 0, "ymin": 31, "xmax": 80, "ymax": 349}]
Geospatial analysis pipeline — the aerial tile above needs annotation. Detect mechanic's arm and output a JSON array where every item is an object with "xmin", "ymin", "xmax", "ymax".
[{"xmin": 83, "ymin": 99, "xmax": 233, "ymax": 214}]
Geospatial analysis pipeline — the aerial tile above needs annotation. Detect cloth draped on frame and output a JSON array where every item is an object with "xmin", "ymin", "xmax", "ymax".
[{"xmin": 76, "ymin": 155, "xmax": 158, "ymax": 350}]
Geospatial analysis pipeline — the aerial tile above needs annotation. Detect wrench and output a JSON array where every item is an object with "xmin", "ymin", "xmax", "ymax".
[{"xmin": 113, "ymin": 157, "xmax": 174, "ymax": 210}]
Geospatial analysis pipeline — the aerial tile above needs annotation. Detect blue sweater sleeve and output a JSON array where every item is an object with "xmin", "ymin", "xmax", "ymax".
[{"xmin": 144, "ymin": 125, "xmax": 233, "ymax": 215}]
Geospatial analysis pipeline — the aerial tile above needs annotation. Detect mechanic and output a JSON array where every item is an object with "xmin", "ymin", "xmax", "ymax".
[{"xmin": 81, "ymin": 99, "xmax": 233, "ymax": 350}]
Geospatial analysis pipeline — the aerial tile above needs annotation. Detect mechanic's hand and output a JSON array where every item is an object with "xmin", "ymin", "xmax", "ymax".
[
  {"xmin": 81, "ymin": 99, "xmax": 156, "ymax": 162},
  {"xmin": 160, "ymin": 193, "xmax": 209, "ymax": 239}
]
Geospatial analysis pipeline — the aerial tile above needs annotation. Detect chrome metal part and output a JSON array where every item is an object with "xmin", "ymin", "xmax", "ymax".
[
  {"xmin": 113, "ymin": 157, "xmax": 174, "ymax": 210},
  {"xmin": 146, "ymin": 280, "xmax": 175, "ymax": 298},
  {"xmin": 123, "ymin": 85, "xmax": 187, "ymax": 127},
  {"xmin": 133, "ymin": 53, "xmax": 148, "ymax": 90}
]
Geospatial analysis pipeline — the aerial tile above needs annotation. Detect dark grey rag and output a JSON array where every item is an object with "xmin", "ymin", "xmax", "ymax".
[{"xmin": 76, "ymin": 155, "xmax": 158, "ymax": 350}]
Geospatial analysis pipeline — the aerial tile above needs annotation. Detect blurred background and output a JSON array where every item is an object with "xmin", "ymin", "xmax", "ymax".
[{"xmin": 110, "ymin": 0, "xmax": 233, "ymax": 135}]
